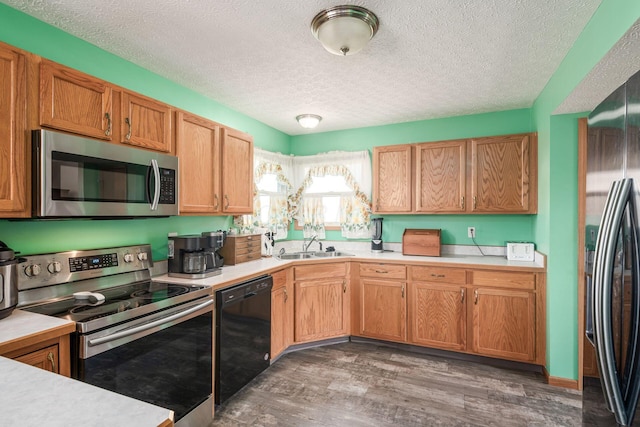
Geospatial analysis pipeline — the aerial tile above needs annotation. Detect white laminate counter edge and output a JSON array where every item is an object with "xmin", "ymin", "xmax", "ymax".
[
  {"xmin": 153, "ymin": 250, "xmax": 546, "ymax": 290},
  {"xmin": 0, "ymin": 309, "xmax": 75, "ymax": 344},
  {"xmin": 0, "ymin": 356, "xmax": 173, "ymax": 427}
]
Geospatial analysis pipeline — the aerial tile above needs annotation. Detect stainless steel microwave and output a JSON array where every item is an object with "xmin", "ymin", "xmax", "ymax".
[{"xmin": 32, "ymin": 130, "xmax": 179, "ymax": 218}]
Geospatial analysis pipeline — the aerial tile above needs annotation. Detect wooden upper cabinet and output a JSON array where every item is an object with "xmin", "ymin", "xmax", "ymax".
[
  {"xmin": 415, "ymin": 140, "xmax": 466, "ymax": 213},
  {"xmin": 0, "ymin": 42, "xmax": 28, "ymax": 217},
  {"xmin": 39, "ymin": 59, "xmax": 113, "ymax": 140},
  {"xmin": 372, "ymin": 133, "xmax": 537, "ymax": 215},
  {"xmin": 220, "ymin": 127, "xmax": 254, "ymax": 214},
  {"xmin": 372, "ymin": 144, "xmax": 413, "ymax": 213},
  {"xmin": 470, "ymin": 133, "xmax": 536, "ymax": 213},
  {"xmin": 175, "ymin": 111, "xmax": 221, "ymax": 214},
  {"xmin": 121, "ymin": 91, "xmax": 172, "ymax": 153}
]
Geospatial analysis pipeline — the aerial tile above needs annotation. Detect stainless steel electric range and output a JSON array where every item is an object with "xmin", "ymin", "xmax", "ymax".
[{"xmin": 17, "ymin": 244, "xmax": 214, "ymax": 427}]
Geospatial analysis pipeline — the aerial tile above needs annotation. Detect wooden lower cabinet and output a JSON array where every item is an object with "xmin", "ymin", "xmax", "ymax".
[
  {"xmin": 360, "ymin": 279, "xmax": 406, "ymax": 342},
  {"xmin": 409, "ymin": 282, "xmax": 466, "ymax": 351},
  {"xmin": 271, "ymin": 268, "xmax": 293, "ymax": 360},
  {"xmin": 471, "ymin": 287, "xmax": 535, "ymax": 362},
  {"xmin": 0, "ymin": 329, "xmax": 73, "ymax": 376},
  {"xmin": 293, "ymin": 263, "xmax": 349, "ymax": 343}
]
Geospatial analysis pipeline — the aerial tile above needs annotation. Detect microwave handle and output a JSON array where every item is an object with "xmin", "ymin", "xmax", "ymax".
[{"xmin": 149, "ymin": 159, "xmax": 160, "ymax": 211}]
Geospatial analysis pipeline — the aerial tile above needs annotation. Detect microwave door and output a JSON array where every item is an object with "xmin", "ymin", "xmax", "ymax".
[{"xmin": 592, "ymin": 178, "xmax": 640, "ymax": 426}]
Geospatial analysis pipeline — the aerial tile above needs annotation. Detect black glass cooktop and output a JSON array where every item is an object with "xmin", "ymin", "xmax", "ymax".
[{"xmin": 25, "ymin": 281, "xmax": 206, "ymax": 324}]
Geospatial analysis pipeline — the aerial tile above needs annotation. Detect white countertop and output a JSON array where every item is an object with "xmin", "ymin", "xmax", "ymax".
[
  {"xmin": 153, "ymin": 248, "xmax": 545, "ymax": 290},
  {"xmin": 0, "ymin": 309, "xmax": 74, "ymax": 344},
  {"xmin": 0, "ymin": 356, "xmax": 173, "ymax": 427},
  {"xmin": 0, "ymin": 310, "xmax": 174, "ymax": 427}
]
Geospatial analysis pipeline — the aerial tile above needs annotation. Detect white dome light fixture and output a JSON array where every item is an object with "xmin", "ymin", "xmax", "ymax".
[
  {"xmin": 311, "ymin": 5, "xmax": 379, "ymax": 56},
  {"xmin": 296, "ymin": 114, "xmax": 323, "ymax": 129}
]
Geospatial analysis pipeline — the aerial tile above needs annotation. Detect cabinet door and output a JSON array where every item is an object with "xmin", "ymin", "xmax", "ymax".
[
  {"xmin": 175, "ymin": 111, "xmax": 220, "ymax": 214},
  {"xmin": 271, "ymin": 270, "xmax": 293, "ymax": 359},
  {"xmin": 360, "ymin": 279, "xmax": 406, "ymax": 342},
  {"xmin": 220, "ymin": 127, "xmax": 253, "ymax": 213},
  {"xmin": 295, "ymin": 278, "xmax": 348, "ymax": 343},
  {"xmin": 121, "ymin": 91, "xmax": 172, "ymax": 153},
  {"xmin": 14, "ymin": 344, "xmax": 59, "ymax": 373},
  {"xmin": 409, "ymin": 282, "xmax": 466, "ymax": 350},
  {"xmin": 472, "ymin": 287, "xmax": 535, "ymax": 362},
  {"xmin": 372, "ymin": 145, "xmax": 413, "ymax": 213},
  {"xmin": 0, "ymin": 43, "xmax": 28, "ymax": 216},
  {"xmin": 470, "ymin": 134, "xmax": 534, "ymax": 213},
  {"xmin": 40, "ymin": 59, "xmax": 113, "ymax": 140},
  {"xmin": 415, "ymin": 140, "xmax": 466, "ymax": 212}
]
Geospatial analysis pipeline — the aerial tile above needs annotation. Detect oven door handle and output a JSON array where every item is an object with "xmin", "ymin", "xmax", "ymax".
[{"xmin": 88, "ymin": 299, "xmax": 213, "ymax": 347}]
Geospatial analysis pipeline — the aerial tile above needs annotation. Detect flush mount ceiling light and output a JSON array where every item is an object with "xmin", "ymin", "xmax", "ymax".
[
  {"xmin": 296, "ymin": 114, "xmax": 322, "ymax": 129},
  {"xmin": 311, "ymin": 5, "xmax": 379, "ymax": 56}
]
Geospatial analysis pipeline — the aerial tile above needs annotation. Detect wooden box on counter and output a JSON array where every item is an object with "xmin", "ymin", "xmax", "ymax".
[
  {"xmin": 402, "ymin": 229, "xmax": 441, "ymax": 257},
  {"xmin": 219, "ymin": 233, "xmax": 262, "ymax": 265}
]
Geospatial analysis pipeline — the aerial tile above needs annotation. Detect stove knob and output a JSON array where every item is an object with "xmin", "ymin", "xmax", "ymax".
[
  {"xmin": 47, "ymin": 261, "xmax": 62, "ymax": 274},
  {"xmin": 123, "ymin": 253, "xmax": 134, "ymax": 263},
  {"xmin": 137, "ymin": 252, "xmax": 148, "ymax": 261},
  {"xmin": 24, "ymin": 264, "xmax": 41, "ymax": 277}
]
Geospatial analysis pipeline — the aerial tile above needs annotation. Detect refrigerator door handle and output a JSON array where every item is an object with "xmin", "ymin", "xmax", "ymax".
[
  {"xmin": 585, "ymin": 274, "xmax": 594, "ymax": 347},
  {"xmin": 592, "ymin": 178, "xmax": 640, "ymax": 426}
]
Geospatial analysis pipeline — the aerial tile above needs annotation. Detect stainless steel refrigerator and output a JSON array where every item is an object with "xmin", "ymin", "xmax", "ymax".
[{"xmin": 586, "ymin": 68, "xmax": 640, "ymax": 426}]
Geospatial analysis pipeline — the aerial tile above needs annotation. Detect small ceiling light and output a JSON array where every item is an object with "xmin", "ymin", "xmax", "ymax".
[
  {"xmin": 311, "ymin": 5, "xmax": 379, "ymax": 56},
  {"xmin": 296, "ymin": 114, "xmax": 322, "ymax": 129}
]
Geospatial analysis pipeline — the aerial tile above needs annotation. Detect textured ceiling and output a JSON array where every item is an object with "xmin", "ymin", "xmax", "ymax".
[{"xmin": 1, "ymin": 0, "xmax": 606, "ymax": 135}]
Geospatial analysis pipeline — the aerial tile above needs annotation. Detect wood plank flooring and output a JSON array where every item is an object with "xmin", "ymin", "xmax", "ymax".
[{"xmin": 212, "ymin": 341, "xmax": 588, "ymax": 426}]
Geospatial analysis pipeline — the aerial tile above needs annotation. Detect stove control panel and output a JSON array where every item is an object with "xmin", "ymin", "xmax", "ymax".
[{"xmin": 18, "ymin": 244, "xmax": 153, "ymax": 292}]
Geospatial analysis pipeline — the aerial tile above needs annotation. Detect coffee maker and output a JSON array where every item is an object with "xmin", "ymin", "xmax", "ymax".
[
  {"xmin": 168, "ymin": 231, "xmax": 225, "ymax": 278},
  {"xmin": 371, "ymin": 218, "xmax": 383, "ymax": 252}
]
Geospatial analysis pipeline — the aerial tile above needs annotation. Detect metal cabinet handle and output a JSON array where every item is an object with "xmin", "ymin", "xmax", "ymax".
[
  {"xmin": 47, "ymin": 352, "xmax": 56, "ymax": 372},
  {"xmin": 474, "ymin": 289, "xmax": 478, "ymax": 304},
  {"xmin": 461, "ymin": 288, "xmax": 465, "ymax": 303},
  {"xmin": 401, "ymin": 285, "xmax": 405, "ymax": 298},
  {"xmin": 375, "ymin": 270, "xmax": 388, "ymax": 274},
  {"xmin": 125, "ymin": 117, "xmax": 132, "ymax": 140},
  {"xmin": 283, "ymin": 287, "xmax": 288, "ymax": 302},
  {"xmin": 376, "ymin": 198, "xmax": 380, "ymax": 211},
  {"xmin": 473, "ymin": 196, "xmax": 477, "ymax": 210},
  {"xmin": 431, "ymin": 273, "xmax": 445, "ymax": 278},
  {"xmin": 461, "ymin": 196, "xmax": 465, "ymax": 209},
  {"xmin": 213, "ymin": 194, "xmax": 219, "ymax": 210},
  {"xmin": 224, "ymin": 194, "xmax": 230, "ymax": 209},
  {"xmin": 104, "ymin": 113, "xmax": 112, "ymax": 136},
  {"xmin": 343, "ymin": 280, "xmax": 347, "ymax": 293}
]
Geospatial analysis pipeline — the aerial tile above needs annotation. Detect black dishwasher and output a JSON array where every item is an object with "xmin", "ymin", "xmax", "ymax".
[{"xmin": 215, "ymin": 274, "xmax": 272, "ymax": 405}]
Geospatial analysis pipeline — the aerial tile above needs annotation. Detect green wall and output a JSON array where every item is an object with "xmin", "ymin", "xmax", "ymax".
[
  {"xmin": 532, "ymin": 0, "xmax": 640, "ymax": 380},
  {"xmin": 289, "ymin": 109, "xmax": 536, "ymax": 245},
  {"xmin": 0, "ymin": 3, "xmax": 290, "ymax": 260}
]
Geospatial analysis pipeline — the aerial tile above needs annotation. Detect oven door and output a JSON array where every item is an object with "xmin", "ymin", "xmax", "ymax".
[
  {"xmin": 76, "ymin": 297, "xmax": 213, "ymax": 424},
  {"xmin": 33, "ymin": 129, "xmax": 178, "ymax": 217}
]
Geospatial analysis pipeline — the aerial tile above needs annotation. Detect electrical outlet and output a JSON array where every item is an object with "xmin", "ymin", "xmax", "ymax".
[{"xmin": 468, "ymin": 227, "xmax": 476, "ymax": 238}]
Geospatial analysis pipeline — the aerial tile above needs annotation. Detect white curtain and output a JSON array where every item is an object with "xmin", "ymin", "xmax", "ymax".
[{"xmin": 292, "ymin": 151, "xmax": 372, "ymax": 197}]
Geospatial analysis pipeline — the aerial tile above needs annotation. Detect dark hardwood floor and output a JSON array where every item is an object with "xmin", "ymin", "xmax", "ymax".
[{"xmin": 212, "ymin": 341, "xmax": 592, "ymax": 426}]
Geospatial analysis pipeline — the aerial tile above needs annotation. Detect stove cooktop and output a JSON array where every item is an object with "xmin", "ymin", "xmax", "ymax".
[{"xmin": 23, "ymin": 281, "xmax": 210, "ymax": 332}]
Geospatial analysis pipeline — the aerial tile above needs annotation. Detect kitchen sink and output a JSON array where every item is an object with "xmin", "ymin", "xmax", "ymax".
[
  {"xmin": 311, "ymin": 251, "xmax": 354, "ymax": 257},
  {"xmin": 277, "ymin": 251, "xmax": 354, "ymax": 260},
  {"xmin": 277, "ymin": 252, "xmax": 315, "ymax": 260}
]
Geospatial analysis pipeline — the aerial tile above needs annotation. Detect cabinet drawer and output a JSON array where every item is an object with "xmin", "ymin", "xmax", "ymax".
[
  {"xmin": 295, "ymin": 263, "xmax": 347, "ymax": 281},
  {"xmin": 470, "ymin": 270, "xmax": 535, "ymax": 290},
  {"xmin": 411, "ymin": 266, "xmax": 466, "ymax": 284},
  {"xmin": 272, "ymin": 269, "xmax": 288, "ymax": 290},
  {"xmin": 234, "ymin": 235, "xmax": 260, "ymax": 249},
  {"xmin": 235, "ymin": 252, "xmax": 261, "ymax": 264},
  {"xmin": 359, "ymin": 263, "xmax": 406, "ymax": 280}
]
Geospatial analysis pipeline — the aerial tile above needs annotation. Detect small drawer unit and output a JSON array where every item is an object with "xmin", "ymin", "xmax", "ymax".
[{"xmin": 219, "ymin": 234, "xmax": 262, "ymax": 265}]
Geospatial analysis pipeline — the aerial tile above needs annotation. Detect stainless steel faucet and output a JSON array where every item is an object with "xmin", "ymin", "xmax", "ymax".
[{"xmin": 303, "ymin": 235, "xmax": 319, "ymax": 252}]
